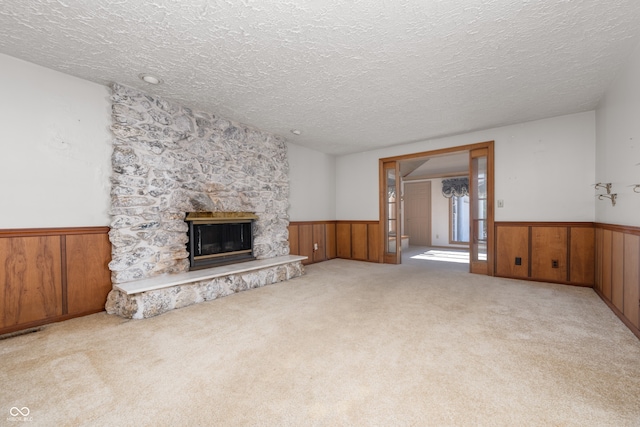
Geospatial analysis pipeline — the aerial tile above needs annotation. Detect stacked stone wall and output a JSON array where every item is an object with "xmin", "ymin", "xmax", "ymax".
[{"xmin": 108, "ymin": 84, "xmax": 290, "ymax": 284}]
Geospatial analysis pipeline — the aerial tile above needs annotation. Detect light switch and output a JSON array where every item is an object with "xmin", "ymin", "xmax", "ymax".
[{"xmin": 497, "ymin": 199, "xmax": 504, "ymax": 208}]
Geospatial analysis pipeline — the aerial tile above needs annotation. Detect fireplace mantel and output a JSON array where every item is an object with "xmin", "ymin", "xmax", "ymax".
[{"xmin": 185, "ymin": 211, "xmax": 259, "ymax": 222}]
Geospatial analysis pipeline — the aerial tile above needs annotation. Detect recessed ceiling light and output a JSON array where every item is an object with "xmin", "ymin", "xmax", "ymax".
[
  {"xmin": 139, "ymin": 73, "xmax": 163, "ymax": 85},
  {"xmin": 290, "ymin": 129, "xmax": 302, "ymax": 135}
]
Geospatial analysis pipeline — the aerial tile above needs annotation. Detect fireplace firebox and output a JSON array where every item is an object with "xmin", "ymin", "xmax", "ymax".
[{"xmin": 185, "ymin": 212, "xmax": 257, "ymax": 270}]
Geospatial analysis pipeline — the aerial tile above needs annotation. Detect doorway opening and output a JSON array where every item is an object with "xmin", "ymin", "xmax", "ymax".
[{"xmin": 378, "ymin": 141, "xmax": 494, "ymax": 275}]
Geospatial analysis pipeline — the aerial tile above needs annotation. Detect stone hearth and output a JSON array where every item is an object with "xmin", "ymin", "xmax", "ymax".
[{"xmin": 106, "ymin": 255, "xmax": 305, "ymax": 319}]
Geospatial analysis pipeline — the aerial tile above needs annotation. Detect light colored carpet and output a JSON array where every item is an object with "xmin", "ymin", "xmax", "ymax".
[{"xmin": 1, "ymin": 259, "xmax": 639, "ymax": 426}]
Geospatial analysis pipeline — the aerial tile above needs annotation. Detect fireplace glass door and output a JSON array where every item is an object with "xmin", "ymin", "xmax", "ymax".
[
  {"xmin": 193, "ymin": 222, "xmax": 252, "ymax": 257},
  {"xmin": 187, "ymin": 220, "xmax": 254, "ymax": 269}
]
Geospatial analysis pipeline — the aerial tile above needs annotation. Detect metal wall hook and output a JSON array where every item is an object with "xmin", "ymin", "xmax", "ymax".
[
  {"xmin": 594, "ymin": 182, "xmax": 612, "ymax": 194},
  {"xmin": 597, "ymin": 193, "xmax": 617, "ymax": 206}
]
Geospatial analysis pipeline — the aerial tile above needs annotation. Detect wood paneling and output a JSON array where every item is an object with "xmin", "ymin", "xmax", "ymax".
[
  {"xmin": 0, "ymin": 226, "xmax": 111, "ymax": 335},
  {"xmin": 0, "ymin": 226, "xmax": 110, "ymax": 238},
  {"xmin": 594, "ymin": 223, "xmax": 640, "ymax": 340},
  {"xmin": 611, "ymin": 231, "xmax": 625, "ymax": 311},
  {"xmin": 531, "ymin": 226, "xmax": 567, "ymax": 282},
  {"xmin": 495, "ymin": 222, "xmax": 594, "ymax": 287},
  {"xmin": 367, "ymin": 224, "xmax": 381, "ymax": 263},
  {"xmin": 1, "ymin": 236, "xmax": 63, "ymax": 329},
  {"xmin": 602, "ymin": 229, "xmax": 612, "ymax": 299},
  {"xmin": 66, "ymin": 233, "xmax": 112, "ymax": 315},
  {"xmin": 595, "ymin": 228, "xmax": 603, "ymax": 293},
  {"xmin": 312, "ymin": 224, "xmax": 326, "ymax": 263},
  {"xmin": 287, "ymin": 221, "xmax": 380, "ymax": 265},
  {"xmin": 325, "ymin": 223, "xmax": 336, "ymax": 259},
  {"xmin": 495, "ymin": 225, "xmax": 529, "ymax": 278},
  {"xmin": 351, "ymin": 224, "xmax": 368, "ymax": 261},
  {"xmin": 623, "ymin": 234, "xmax": 640, "ymax": 329},
  {"xmin": 288, "ymin": 225, "xmax": 299, "ymax": 256},
  {"xmin": 337, "ymin": 221, "xmax": 380, "ymax": 262},
  {"xmin": 337, "ymin": 223, "xmax": 352, "ymax": 259},
  {"xmin": 570, "ymin": 227, "xmax": 595, "ymax": 285},
  {"xmin": 298, "ymin": 224, "xmax": 313, "ymax": 265}
]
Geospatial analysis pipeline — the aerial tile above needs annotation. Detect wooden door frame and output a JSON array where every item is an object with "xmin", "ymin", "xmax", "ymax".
[
  {"xmin": 378, "ymin": 141, "xmax": 495, "ymax": 275},
  {"xmin": 380, "ymin": 161, "xmax": 402, "ymax": 264},
  {"xmin": 469, "ymin": 146, "xmax": 493, "ymax": 275}
]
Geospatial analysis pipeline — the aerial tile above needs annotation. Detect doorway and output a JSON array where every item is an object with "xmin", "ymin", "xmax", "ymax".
[
  {"xmin": 403, "ymin": 181, "xmax": 431, "ymax": 247},
  {"xmin": 379, "ymin": 141, "xmax": 494, "ymax": 275}
]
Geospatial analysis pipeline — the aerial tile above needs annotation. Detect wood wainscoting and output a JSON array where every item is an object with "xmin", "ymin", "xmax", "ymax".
[
  {"xmin": 288, "ymin": 221, "xmax": 381, "ymax": 265},
  {"xmin": 288, "ymin": 221, "xmax": 336, "ymax": 265},
  {"xmin": 337, "ymin": 221, "xmax": 381, "ymax": 263},
  {"xmin": 494, "ymin": 222, "xmax": 595, "ymax": 286},
  {"xmin": 594, "ymin": 223, "xmax": 640, "ymax": 339},
  {"xmin": 0, "ymin": 227, "xmax": 112, "ymax": 335}
]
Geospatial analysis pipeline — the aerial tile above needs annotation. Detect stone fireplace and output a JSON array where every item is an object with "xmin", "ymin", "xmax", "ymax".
[{"xmin": 105, "ymin": 84, "xmax": 304, "ymax": 319}]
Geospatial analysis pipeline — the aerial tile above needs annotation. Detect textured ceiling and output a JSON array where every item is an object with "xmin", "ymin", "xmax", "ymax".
[{"xmin": 1, "ymin": 1, "xmax": 640, "ymax": 155}]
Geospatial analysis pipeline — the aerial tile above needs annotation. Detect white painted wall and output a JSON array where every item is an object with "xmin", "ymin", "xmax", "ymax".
[
  {"xmin": 595, "ymin": 41, "xmax": 640, "ymax": 227},
  {"xmin": 0, "ymin": 51, "xmax": 608, "ymax": 229},
  {"xmin": 287, "ymin": 142, "xmax": 336, "ymax": 221},
  {"xmin": 0, "ymin": 54, "xmax": 335, "ymax": 229},
  {"xmin": 0, "ymin": 54, "xmax": 112, "ymax": 228},
  {"xmin": 337, "ymin": 112, "xmax": 596, "ymax": 222}
]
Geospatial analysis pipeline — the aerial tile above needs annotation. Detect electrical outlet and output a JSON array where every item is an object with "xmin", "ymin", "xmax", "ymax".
[
  {"xmin": 515, "ymin": 257, "xmax": 522, "ymax": 266},
  {"xmin": 552, "ymin": 260, "xmax": 559, "ymax": 268},
  {"xmin": 313, "ymin": 243, "xmax": 318, "ymax": 251}
]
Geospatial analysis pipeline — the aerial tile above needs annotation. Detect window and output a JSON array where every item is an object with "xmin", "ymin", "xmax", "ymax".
[{"xmin": 450, "ymin": 194, "xmax": 470, "ymax": 244}]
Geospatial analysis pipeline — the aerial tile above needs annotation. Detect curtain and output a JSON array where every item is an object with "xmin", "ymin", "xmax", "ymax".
[{"xmin": 442, "ymin": 177, "xmax": 469, "ymax": 198}]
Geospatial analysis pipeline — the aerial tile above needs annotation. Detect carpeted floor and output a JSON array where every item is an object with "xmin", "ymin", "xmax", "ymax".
[
  {"xmin": 1, "ymin": 259, "xmax": 639, "ymax": 426},
  {"xmin": 402, "ymin": 245, "xmax": 470, "ymax": 271}
]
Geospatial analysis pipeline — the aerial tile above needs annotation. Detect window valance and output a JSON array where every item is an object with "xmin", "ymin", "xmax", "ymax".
[{"xmin": 442, "ymin": 177, "xmax": 469, "ymax": 198}]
